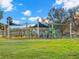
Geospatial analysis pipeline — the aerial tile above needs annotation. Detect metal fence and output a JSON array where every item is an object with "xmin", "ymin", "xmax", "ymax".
[{"xmin": 0, "ymin": 24, "xmax": 79, "ymax": 39}]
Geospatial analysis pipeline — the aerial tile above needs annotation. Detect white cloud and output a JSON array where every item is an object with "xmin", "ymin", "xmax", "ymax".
[
  {"xmin": 28, "ymin": 17, "xmax": 49, "ymax": 23},
  {"xmin": 22, "ymin": 10, "xmax": 31, "ymax": 16},
  {"xmin": 27, "ymin": 17, "xmax": 49, "ymax": 24},
  {"xmin": 13, "ymin": 20, "xmax": 20, "ymax": 24},
  {"xmin": 63, "ymin": 0, "xmax": 79, "ymax": 10},
  {"xmin": 0, "ymin": 0, "xmax": 14, "ymax": 12},
  {"xmin": 56, "ymin": 0, "xmax": 63, "ymax": 5},
  {"xmin": 21, "ymin": 17, "xmax": 26, "ymax": 20},
  {"xmin": 28, "ymin": 16, "xmax": 41, "ymax": 21},
  {"xmin": 53, "ymin": 0, "xmax": 79, "ymax": 10},
  {"xmin": 28, "ymin": 17, "xmax": 35, "ymax": 21}
]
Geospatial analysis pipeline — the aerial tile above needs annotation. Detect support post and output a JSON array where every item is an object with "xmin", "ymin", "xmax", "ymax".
[
  {"xmin": 37, "ymin": 19, "xmax": 39, "ymax": 38},
  {"xmin": 70, "ymin": 22, "xmax": 72, "ymax": 38},
  {"xmin": 3, "ymin": 25, "xmax": 6, "ymax": 37},
  {"xmin": 7, "ymin": 19, "xmax": 10, "ymax": 38},
  {"xmin": 52, "ymin": 24, "xmax": 54, "ymax": 39}
]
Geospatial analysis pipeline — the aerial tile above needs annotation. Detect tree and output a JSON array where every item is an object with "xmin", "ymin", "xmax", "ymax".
[
  {"xmin": 7, "ymin": 17, "xmax": 13, "ymax": 25},
  {"xmin": 48, "ymin": 8, "xmax": 71, "ymax": 38},
  {"xmin": 48, "ymin": 7, "xmax": 79, "ymax": 38},
  {"xmin": 48, "ymin": 8, "xmax": 70, "ymax": 23},
  {"xmin": 7, "ymin": 17, "xmax": 22, "ymax": 26}
]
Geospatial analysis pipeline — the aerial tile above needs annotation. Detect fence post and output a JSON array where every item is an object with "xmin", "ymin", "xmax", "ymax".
[
  {"xmin": 70, "ymin": 22, "xmax": 72, "ymax": 38},
  {"xmin": 3, "ymin": 25, "xmax": 6, "ymax": 37},
  {"xmin": 37, "ymin": 19, "xmax": 39, "ymax": 38},
  {"xmin": 7, "ymin": 17, "xmax": 13, "ymax": 38},
  {"xmin": 7, "ymin": 18, "xmax": 10, "ymax": 38}
]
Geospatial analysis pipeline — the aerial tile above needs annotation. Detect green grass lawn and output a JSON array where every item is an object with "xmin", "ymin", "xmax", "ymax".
[{"xmin": 0, "ymin": 39, "xmax": 79, "ymax": 59}]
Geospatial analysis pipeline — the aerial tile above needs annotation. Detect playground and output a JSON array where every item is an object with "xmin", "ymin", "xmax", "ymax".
[
  {"xmin": 0, "ymin": 7, "xmax": 79, "ymax": 39},
  {"xmin": 0, "ymin": 0, "xmax": 79, "ymax": 59}
]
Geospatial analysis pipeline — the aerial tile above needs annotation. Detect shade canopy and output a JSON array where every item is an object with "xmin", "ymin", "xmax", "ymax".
[{"xmin": 33, "ymin": 22, "xmax": 48, "ymax": 28}]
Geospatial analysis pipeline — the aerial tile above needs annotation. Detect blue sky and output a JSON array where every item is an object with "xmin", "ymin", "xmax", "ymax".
[
  {"xmin": 0, "ymin": 0, "xmax": 79, "ymax": 28},
  {"xmin": 0, "ymin": 0, "xmax": 55, "ymax": 26}
]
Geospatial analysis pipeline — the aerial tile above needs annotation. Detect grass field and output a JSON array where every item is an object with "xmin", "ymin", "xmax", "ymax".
[{"xmin": 0, "ymin": 39, "xmax": 79, "ymax": 59}]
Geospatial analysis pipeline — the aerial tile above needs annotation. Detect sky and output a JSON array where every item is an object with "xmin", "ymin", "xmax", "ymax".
[
  {"xmin": 0, "ymin": 0, "xmax": 54, "ymax": 25},
  {"xmin": 0, "ymin": 0, "xmax": 79, "ymax": 27}
]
